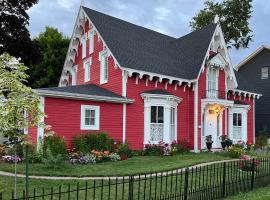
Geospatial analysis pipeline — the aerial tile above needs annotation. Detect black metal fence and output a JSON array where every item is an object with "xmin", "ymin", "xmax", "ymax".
[{"xmin": 1, "ymin": 158, "xmax": 270, "ymax": 200}]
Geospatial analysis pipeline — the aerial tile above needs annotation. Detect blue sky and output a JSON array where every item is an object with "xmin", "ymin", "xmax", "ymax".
[{"xmin": 27, "ymin": 0, "xmax": 270, "ymax": 66}]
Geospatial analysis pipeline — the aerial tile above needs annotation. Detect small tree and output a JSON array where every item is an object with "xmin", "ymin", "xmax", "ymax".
[{"xmin": 0, "ymin": 53, "xmax": 44, "ymax": 198}]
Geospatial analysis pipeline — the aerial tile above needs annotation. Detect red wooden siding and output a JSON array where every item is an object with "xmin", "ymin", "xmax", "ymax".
[
  {"xmin": 72, "ymin": 20, "xmax": 122, "ymax": 95},
  {"xmin": 41, "ymin": 97, "xmax": 123, "ymax": 148},
  {"xmin": 126, "ymin": 76, "xmax": 194, "ymax": 150}
]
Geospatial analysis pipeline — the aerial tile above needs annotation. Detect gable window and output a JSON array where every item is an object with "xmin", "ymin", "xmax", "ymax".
[
  {"xmin": 261, "ymin": 67, "xmax": 268, "ymax": 79},
  {"xmin": 233, "ymin": 113, "xmax": 242, "ymax": 140},
  {"xmin": 89, "ymin": 30, "xmax": 94, "ymax": 54},
  {"xmin": 100, "ymin": 51, "xmax": 108, "ymax": 84},
  {"xmin": 80, "ymin": 105, "xmax": 100, "ymax": 130},
  {"xmin": 84, "ymin": 58, "xmax": 91, "ymax": 82},
  {"xmin": 207, "ymin": 67, "xmax": 218, "ymax": 98},
  {"xmin": 81, "ymin": 35, "xmax": 86, "ymax": 59}
]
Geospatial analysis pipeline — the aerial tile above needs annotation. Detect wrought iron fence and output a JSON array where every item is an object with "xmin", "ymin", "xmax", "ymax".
[{"xmin": 1, "ymin": 158, "xmax": 270, "ymax": 200}]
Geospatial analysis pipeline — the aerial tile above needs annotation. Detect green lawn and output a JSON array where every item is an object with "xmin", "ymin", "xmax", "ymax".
[
  {"xmin": 226, "ymin": 185, "xmax": 270, "ymax": 200},
  {"xmin": 0, "ymin": 152, "xmax": 229, "ymax": 177}
]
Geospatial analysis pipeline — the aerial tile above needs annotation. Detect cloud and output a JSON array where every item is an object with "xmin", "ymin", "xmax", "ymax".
[{"xmin": 27, "ymin": 0, "xmax": 270, "ymax": 65}]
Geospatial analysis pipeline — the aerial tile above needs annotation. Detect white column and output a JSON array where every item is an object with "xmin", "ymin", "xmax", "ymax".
[
  {"xmin": 228, "ymin": 108, "xmax": 233, "ymax": 140},
  {"xmin": 163, "ymin": 105, "xmax": 171, "ymax": 143},
  {"xmin": 242, "ymin": 111, "xmax": 248, "ymax": 142},
  {"xmin": 144, "ymin": 104, "xmax": 151, "ymax": 144},
  {"xmin": 37, "ymin": 96, "xmax": 45, "ymax": 150}
]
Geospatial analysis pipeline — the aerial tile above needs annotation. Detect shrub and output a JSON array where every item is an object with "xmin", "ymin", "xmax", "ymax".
[
  {"xmin": 4, "ymin": 155, "xmax": 22, "ymax": 163},
  {"xmin": 117, "ymin": 142, "xmax": 131, "ymax": 157},
  {"xmin": 143, "ymin": 143, "xmax": 165, "ymax": 156},
  {"xmin": 28, "ymin": 152, "xmax": 43, "ymax": 163},
  {"xmin": 171, "ymin": 140, "xmax": 190, "ymax": 154},
  {"xmin": 109, "ymin": 153, "xmax": 121, "ymax": 161},
  {"xmin": 6, "ymin": 143, "xmax": 24, "ymax": 158},
  {"xmin": 44, "ymin": 135, "xmax": 67, "ymax": 157},
  {"xmin": 226, "ymin": 146, "xmax": 244, "ymax": 158},
  {"xmin": 0, "ymin": 144, "xmax": 5, "ymax": 157},
  {"xmin": 42, "ymin": 149, "xmax": 66, "ymax": 169},
  {"xmin": 256, "ymin": 127, "xmax": 269, "ymax": 148},
  {"xmin": 73, "ymin": 133, "xmax": 114, "ymax": 153}
]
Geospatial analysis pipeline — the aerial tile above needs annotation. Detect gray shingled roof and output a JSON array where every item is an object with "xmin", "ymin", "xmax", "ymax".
[
  {"xmin": 37, "ymin": 84, "xmax": 131, "ymax": 102},
  {"xmin": 83, "ymin": 7, "xmax": 217, "ymax": 80},
  {"xmin": 234, "ymin": 70, "xmax": 261, "ymax": 93},
  {"xmin": 142, "ymin": 89, "xmax": 174, "ymax": 95}
]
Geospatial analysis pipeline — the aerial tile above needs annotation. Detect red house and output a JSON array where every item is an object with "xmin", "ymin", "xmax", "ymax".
[{"xmin": 29, "ymin": 6, "xmax": 262, "ymax": 152}]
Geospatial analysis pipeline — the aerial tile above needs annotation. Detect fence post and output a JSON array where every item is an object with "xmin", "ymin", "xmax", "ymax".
[
  {"xmin": 128, "ymin": 175, "xmax": 134, "ymax": 200},
  {"xmin": 251, "ymin": 158, "xmax": 255, "ymax": 190},
  {"xmin": 222, "ymin": 162, "xmax": 226, "ymax": 198},
  {"xmin": 184, "ymin": 167, "xmax": 189, "ymax": 200}
]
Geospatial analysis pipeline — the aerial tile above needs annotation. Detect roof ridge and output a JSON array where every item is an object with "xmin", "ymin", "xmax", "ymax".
[{"xmin": 82, "ymin": 6, "xmax": 175, "ymax": 40}]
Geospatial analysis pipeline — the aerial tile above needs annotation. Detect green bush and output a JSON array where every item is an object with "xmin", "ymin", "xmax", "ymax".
[
  {"xmin": 73, "ymin": 133, "xmax": 114, "ymax": 153},
  {"xmin": 256, "ymin": 127, "xmax": 269, "ymax": 148},
  {"xmin": 117, "ymin": 142, "xmax": 132, "ymax": 157},
  {"xmin": 44, "ymin": 135, "xmax": 67, "ymax": 157},
  {"xmin": 6, "ymin": 143, "xmax": 24, "ymax": 158},
  {"xmin": 226, "ymin": 146, "xmax": 244, "ymax": 158},
  {"xmin": 42, "ymin": 149, "xmax": 66, "ymax": 169},
  {"xmin": 143, "ymin": 144, "xmax": 164, "ymax": 156}
]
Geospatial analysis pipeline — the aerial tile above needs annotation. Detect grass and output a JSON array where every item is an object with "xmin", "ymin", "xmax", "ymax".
[
  {"xmin": 0, "ymin": 152, "xmax": 229, "ymax": 177},
  {"xmin": 226, "ymin": 184, "xmax": 270, "ymax": 200}
]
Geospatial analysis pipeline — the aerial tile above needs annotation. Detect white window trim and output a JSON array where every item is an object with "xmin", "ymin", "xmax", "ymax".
[
  {"xmin": 83, "ymin": 58, "xmax": 91, "ymax": 82},
  {"xmin": 206, "ymin": 66, "xmax": 219, "ymax": 98},
  {"xmin": 89, "ymin": 30, "xmax": 94, "ymax": 54},
  {"xmin": 99, "ymin": 50, "xmax": 108, "ymax": 84},
  {"xmin": 81, "ymin": 35, "xmax": 86, "ymax": 59},
  {"xmin": 228, "ymin": 106, "xmax": 249, "ymax": 142},
  {"xmin": 261, "ymin": 67, "xmax": 269, "ymax": 79},
  {"xmin": 141, "ymin": 94, "xmax": 181, "ymax": 144},
  {"xmin": 80, "ymin": 105, "xmax": 100, "ymax": 130}
]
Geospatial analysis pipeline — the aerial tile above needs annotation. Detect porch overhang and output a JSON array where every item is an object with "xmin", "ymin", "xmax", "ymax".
[{"xmin": 201, "ymin": 98, "xmax": 234, "ymax": 109}]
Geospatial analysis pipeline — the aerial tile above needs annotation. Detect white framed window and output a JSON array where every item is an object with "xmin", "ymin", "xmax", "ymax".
[
  {"xmin": 89, "ymin": 30, "xmax": 94, "ymax": 54},
  {"xmin": 84, "ymin": 58, "xmax": 91, "ymax": 82},
  {"xmin": 81, "ymin": 35, "xmax": 86, "ymax": 59},
  {"xmin": 100, "ymin": 51, "xmax": 108, "ymax": 84},
  {"xmin": 207, "ymin": 67, "xmax": 218, "ymax": 98},
  {"xmin": 261, "ymin": 67, "xmax": 268, "ymax": 79},
  {"xmin": 80, "ymin": 105, "xmax": 100, "ymax": 130},
  {"xmin": 233, "ymin": 113, "xmax": 242, "ymax": 140}
]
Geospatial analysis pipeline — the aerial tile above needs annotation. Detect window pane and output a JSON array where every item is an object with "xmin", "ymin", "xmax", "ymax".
[
  {"xmin": 158, "ymin": 106, "xmax": 164, "ymax": 123},
  {"xmin": 233, "ymin": 113, "xmax": 237, "ymax": 126},
  {"xmin": 85, "ymin": 117, "xmax": 90, "ymax": 125},
  {"xmin": 238, "ymin": 113, "xmax": 242, "ymax": 126},
  {"xmin": 90, "ymin": 110, "xmax": 95, "ymax": 118},
  {"xmin": 151, "ymin": 106, "xmax": 156, "ymax": 123},
  {"xmin": 90, "ymin": 118, "xmax": 95, "ymax": 125},
  {"xmin": 85, "ymin": 110, "xmax": 91, "ymax": 118}
]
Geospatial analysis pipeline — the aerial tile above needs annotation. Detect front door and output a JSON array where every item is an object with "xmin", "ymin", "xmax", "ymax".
[{"xmin": 204, "ymin": 112, "xmax": 220, "ymax": 148}]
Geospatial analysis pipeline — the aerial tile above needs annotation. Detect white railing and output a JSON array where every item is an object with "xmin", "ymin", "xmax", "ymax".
[{"xmin": 150, "ymin": 123, "xmax": 164, "ymax": 142}]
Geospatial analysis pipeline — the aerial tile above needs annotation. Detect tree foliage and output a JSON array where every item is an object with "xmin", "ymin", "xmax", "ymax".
[
  {"xmin": 190, "ymin": 0, "xmax": 253, "ymax": 49},
  {"xmin": 0, "ymin": 53, "xmax": 44, "ymax": 138},
  {"xmin": 0, "ymin": 0, "xmax": 41, "ymax": 66},
  {"xmin": 28, "ymin": 27, "xmax": 70, "ymax": 88}
]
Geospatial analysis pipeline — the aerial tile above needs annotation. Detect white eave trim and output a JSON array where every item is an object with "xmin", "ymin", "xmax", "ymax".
[
  {"xmin": 141, "ymin": 93, "xmax": 182, "ymax": 103},
  {"xmin": 230, "ymin": 89, "xmax": 262, "ymax": 99},
  {"xmin": 236, "ymin": 45, "xmax": 270, "ymax": 70},
  {"xmin": 35, "ymin": 89, "xmax": 134, "ymax": 104}
]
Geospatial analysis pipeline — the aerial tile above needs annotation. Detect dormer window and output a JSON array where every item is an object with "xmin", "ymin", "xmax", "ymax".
[
  {"xmin": 84, "ymin": 58, "xmax": 91, "ymax": 82},
  {"xmin": 100, "ymin": 50, "xmax": 108, "ymax": 84},
  {"xmin": 261, "ymin": 67, "xmax": 268, "ymax": 79},
  {"xmin": 81, "ymin": 35, "xmax": 86, "ymax": 59},
  {"xmin": 89, "ymin": 30, "xmax": 94, "ymax": 54}
]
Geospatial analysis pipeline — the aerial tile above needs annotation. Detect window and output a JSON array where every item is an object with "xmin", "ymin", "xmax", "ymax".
[
  {"xmin": 150, "ymin": 106, "xmax": 164, "ymax": 142},
  {"xmin": 100, "ymin": 51, "xmax": 108, "ymax": 84},
  {"xmin": 80, "ymin": 105, "xmax": 100, "ymax": 130},
  {"xmin": 81, "ymin": 35, "xmax": 86, "ymax": 59},
  {"xmin": 233, "ymin": 113, "xmax": 242, "ymax": 139},
  {"xmin": 89, "ymin": 31, "xmax": 94, "ymax": 54},
  {"xmin": 84, "ymin": 58, "xmax": 91, "ymax": 82},
  {"xmin": 207, "ymin": 67, "xmax": 218, "ymax": 98},
  {"xmin": 261, "ymin": 67, "xmax": 268, "ymax": 79}
]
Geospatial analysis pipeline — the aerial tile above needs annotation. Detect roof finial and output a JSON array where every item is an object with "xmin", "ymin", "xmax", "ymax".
[
  {"xmin": 80, "ymin": 0, "xmax": 85, "ymax": 6},
  {"xmin": 214, "ymin": 14, "xmax": 220, "ymax": 23}
]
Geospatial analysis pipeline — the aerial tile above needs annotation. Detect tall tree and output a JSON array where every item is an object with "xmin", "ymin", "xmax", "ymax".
[
  {"xmin": 28, "ymin": 27, "xmax": 69, "ymax": 88},
  {"xmin": 0, "ymin": 0, "xmax": 41, "ymax": 66},
  {"xmin": 190, "ymin": 0, "xmax": 253, "ymax": 49}
]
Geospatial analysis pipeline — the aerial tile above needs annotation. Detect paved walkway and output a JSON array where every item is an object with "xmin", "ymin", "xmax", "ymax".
[{"xmin": 0, "ymin": 159, "xmax": 237, "ymax": 180}]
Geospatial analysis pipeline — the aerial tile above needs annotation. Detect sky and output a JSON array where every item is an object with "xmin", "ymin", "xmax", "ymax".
[{"xmin": 27, "ymin": 0, "xmax": 270, "ymax": 66}]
